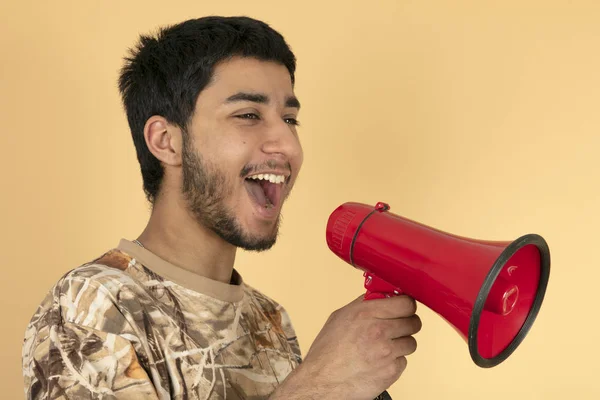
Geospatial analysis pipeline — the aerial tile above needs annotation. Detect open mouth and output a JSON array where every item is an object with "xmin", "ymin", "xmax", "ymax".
[{"xmin": 244, "ymin": 173, "xmax": 286, "ymax": 210}]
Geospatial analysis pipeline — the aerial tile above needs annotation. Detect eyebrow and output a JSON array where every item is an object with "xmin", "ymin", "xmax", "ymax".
[{"xmin": 224, "ymin": 92, "xmax": 301, "ymax": 109}]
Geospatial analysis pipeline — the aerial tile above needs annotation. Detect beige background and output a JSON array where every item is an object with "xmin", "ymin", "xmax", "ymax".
[{"xmin": 1, "ymin": 0, "xmax": 598, "ymax": 398}]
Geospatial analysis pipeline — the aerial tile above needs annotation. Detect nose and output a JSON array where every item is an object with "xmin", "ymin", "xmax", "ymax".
[{"xmin": 260, "ymin": 117, "xmax": 302, "ymax": 160}]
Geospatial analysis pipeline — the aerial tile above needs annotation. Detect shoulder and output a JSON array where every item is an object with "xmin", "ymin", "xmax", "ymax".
[
  {"xmin": 66, "ymin": 248, "xmax": 138, "ymax": 285},
  {"xmin": 58, "ymin": 248, "xmax": 145, "ymax": 296},
  {"xmin": 25, "ymin": 248, "xmax": 149, "ymax": 334},
  {"xmin": 22, "ymin": 249, "xmax": 153, "ymax": 381},
  {"xmin": 22, "ymin": 249, "xmax": 160, "ymax": 399}
]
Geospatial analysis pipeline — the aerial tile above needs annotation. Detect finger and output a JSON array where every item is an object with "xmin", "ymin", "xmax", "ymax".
[
  {"xmin": 391, "ymin": 336, "xmax": 418, "ymax": 358},
  {"xmin": 366, "ymin": 295, "xmax": 417, "ymax": 319},
  {"xmin": 383, "ymin": 315, "xmax": 422, "ymax": 339}
]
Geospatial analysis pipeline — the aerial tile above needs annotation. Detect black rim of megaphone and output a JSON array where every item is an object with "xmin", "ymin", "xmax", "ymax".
[{"xmin": 468, "ymin": 233, "xmax": 550, "ymax": 368}]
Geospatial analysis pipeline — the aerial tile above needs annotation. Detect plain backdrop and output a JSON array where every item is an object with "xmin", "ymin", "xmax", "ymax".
[{"xmin": 1, "ymin": 0, "xmax": 599, "ymax": 398}]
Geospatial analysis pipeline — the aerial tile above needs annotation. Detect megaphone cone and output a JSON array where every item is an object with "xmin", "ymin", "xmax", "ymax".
[{"xmin": 326, "ymin": 201, "xmax": 550, "ymax": 368}]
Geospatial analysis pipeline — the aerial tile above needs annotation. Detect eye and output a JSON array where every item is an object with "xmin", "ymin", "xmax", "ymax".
[
  {"xmin": 284, "ymin": 117, "xmax": 300, "ymax": 126},
  {"xmin": 236, "ymin": 113, "xmax": 260, "ymax": 120}
]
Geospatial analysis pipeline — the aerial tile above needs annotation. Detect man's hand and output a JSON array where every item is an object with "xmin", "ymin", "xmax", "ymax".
[{"xmin": 270, "ymin": 293, "xmax": 422, "ymax": 400}]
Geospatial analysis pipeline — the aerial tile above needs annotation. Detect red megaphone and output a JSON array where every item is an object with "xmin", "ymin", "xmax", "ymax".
[{"xmin": 326, "ymin": 201, "xmax": 550, "ymax": 368}]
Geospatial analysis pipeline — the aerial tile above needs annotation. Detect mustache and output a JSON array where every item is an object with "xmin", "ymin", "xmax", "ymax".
[{"xmin": 240, "ymin": 160, "xmax": 292, "ymax": 178}]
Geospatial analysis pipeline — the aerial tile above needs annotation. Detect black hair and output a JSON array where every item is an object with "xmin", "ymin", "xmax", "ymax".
[{"xmin": 117, "ymin": 16, "xmax": 297, "ymax": 204}]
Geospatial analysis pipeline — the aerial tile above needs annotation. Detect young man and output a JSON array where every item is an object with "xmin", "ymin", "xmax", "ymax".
[{"xmin": 22, "ymin": 16, "xmax": 421, "ymax": 399}]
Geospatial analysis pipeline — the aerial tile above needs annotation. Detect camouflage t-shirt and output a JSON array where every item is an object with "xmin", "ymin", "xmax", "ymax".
[{"xmin": 22, "ymin": 239, "xmax": 302, "ymax": 399}]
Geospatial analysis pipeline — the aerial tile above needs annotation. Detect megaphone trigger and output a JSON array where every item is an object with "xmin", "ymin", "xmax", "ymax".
[{"xmin": 363, "ymin": 272, "xmax": 403, "ymax": 301}]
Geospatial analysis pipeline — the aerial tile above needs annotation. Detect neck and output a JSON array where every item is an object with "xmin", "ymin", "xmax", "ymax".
[{"xmin": 136, "ymin": 193, "xmax": 237, "ymax": 285}]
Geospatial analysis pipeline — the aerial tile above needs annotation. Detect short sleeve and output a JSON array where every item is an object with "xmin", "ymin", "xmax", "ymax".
[
  {"xmin": 22, "ymin": 269, "xmax": 160, "ymax": 399},
  {"xmin": 276, "ymin": 303, "xmax": 303, "ymax": 364}
]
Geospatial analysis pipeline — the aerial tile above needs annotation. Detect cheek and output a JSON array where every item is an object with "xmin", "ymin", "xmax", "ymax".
[
  {"xmin": 292, "ymin": 140, "xmax": 304, "ymax": 171},
  {"xmin": 217, "ymin": 139, "xmax": 253, "ymax": 179}
]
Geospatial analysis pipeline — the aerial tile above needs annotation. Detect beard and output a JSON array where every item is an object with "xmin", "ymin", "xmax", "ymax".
[{"xmin": 180, "ymin": 133, "xmax": 281, "ymax": 252}]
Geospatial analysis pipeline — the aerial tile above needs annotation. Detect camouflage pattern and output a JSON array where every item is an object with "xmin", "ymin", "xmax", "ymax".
[{"xmin": 22, "ymin": 244, "xmax": 302, "ymax": 399}]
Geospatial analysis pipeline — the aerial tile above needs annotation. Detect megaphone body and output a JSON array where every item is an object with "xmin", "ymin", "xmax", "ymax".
[{"xmin": 326, "ymin": 201, "xmax": 550, "ymax": 369}]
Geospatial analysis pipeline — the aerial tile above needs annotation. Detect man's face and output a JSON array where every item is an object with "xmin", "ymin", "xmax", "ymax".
[{"xmin": 180, "ymin": 57, "xmax": 303, "ymax": 251}]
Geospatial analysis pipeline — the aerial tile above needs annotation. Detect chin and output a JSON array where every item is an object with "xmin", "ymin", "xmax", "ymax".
[
  {"xmin": 240, "ymin": 220, "xmax": 280, "ymax": 251},
  {"xmin": 236, "ymin": 232, "xmax": 279, "ymax": 252},
  {"xmin": 210, "ymin": 211, "xmax": 281, "ymax": 252}
]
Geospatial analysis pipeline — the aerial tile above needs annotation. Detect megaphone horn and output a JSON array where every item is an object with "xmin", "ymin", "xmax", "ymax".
[{"xmin": 326, "ymin": 201, "xmax": 550, "ymax": 369}]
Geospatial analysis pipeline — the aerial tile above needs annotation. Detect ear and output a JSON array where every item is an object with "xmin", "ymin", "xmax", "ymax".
[{"xmin": 143, "ymin": 116, "xmax": 183, "ymax": 167}]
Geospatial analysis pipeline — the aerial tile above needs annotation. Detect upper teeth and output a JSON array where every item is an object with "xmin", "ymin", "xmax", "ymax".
[{"xmin": 248, "ymin": 174, "xmax": 286, "ymax": 184}]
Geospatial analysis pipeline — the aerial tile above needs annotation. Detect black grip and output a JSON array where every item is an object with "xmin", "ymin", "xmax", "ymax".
[{"xmin": 374, "ymin": 390, "xmax": 392, "ymax": 400}]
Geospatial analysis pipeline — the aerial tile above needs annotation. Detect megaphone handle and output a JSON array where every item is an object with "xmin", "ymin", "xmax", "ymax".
[{"xmin": 362, "ymin": 273, "xmax": 403, "ymax": 400}]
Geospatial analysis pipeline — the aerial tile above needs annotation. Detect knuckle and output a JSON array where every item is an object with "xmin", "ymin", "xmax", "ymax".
[
  {"xmin": 349, "ymin": 302, "xmax": 365, "ymax": 318},
  {"xmin": 401, "ymin": 336, "xmax": 418, "ymax": 355},
  {"xmin": 329, "ymin": 308, "xmax": 341, "ymax": 320},
  {"xmin": 355, "ymin": 308, "xmax": 371, "ymax": 320},
  {"xmin": 368, "ymin": 323, "xmax": 385, "ymax": 341},
  {"xmin": 402, "ymin": 297, "xmax": 417, "ymax": 314},
  {"xmin": 409, "ymin": 336, "xmax": 418, "ymax": 352},
  {"xmin": 384, "ymin": 364, "xmax": 398, "ymax": 380},
  {"xmin": 378, "ymin": 343, "xmax": 393, "ymax": 358},
  {"xmin": 325, "ymin": 315, "xmax": 335, "ymax": 325},
  {"xmin": 412, "ymin": 315, "xmax": 423, "ymax": 333},
  {"xmin": 385, "ymin": 357, "xmax": 407, "ymax": 380},
  {"xmin": 396, "ymin": 356, "xmax": 408, "ymax": 374}
]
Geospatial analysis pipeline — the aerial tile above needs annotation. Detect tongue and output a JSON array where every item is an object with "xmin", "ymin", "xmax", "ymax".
[
  {"xmin": 245, "ymin": 180, "xmax": 268, "ymax": 207},
  {"xmin": 262, "ymin": 181, "xmax": 278, "ymax": 206}
]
